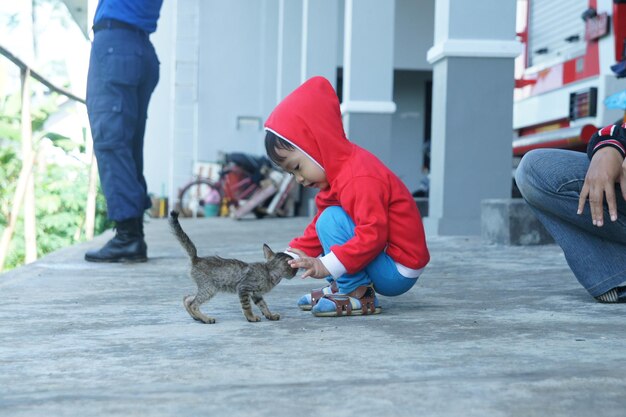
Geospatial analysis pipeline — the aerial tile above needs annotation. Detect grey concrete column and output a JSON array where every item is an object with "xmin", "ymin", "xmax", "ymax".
[
  {"xmin": 340, "ymin": 0, "xmax": 396, "ymax": 166},
  {"xmin": 299, "ymin": 0, "xmax": 340, "ymax": 216},
  {"xmin": 424, "ymin": 0, "xmax": 521, "ymax": 236},
  {"xmin": 300, "ymin": 0, "xmax": 338, "ymax": 83},
  {"xmin": 169, "ymin": 0, "xmax": 200, "ymax": 204},
  {"xmin": 145, "ymin": 0, "xmax": 198, "ymax": 205},
  {"xmin": 276, "ymin": 0, "xmax": 339, "ymax": 95},
  {"xmin": 276, "ymin": 0, "xmax": 303, "ymax": 102}
]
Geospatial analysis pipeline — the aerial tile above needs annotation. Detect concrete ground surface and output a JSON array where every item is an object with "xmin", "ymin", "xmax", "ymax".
[{"xmin": 1, "ymin": 216, "xmax": 625, "ymax": 417}]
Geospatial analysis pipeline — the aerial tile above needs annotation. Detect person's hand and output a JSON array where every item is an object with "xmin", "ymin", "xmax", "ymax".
[
  {"xmin": 578, "ymin": 147, "xmax": 626, "ymax": 226},
  {"xmin": 288, "ymin": 256, "xmax": 329, "ymax": 279}
]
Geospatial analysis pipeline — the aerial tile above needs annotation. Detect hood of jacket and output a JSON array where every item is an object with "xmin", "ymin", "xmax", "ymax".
[{"xmin": 264, "ymin": 76, "xmax": 354, "ymax": 185}]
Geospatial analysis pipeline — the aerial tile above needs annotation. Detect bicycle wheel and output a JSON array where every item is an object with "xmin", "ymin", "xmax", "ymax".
[{"xmin": 176, "ymin": 179, "xmax": 222, "ymax": 218}]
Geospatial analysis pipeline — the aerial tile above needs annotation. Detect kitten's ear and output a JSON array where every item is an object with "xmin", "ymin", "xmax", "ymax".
[{"xmin": 263, "ymin": 244, "xmax": 274, "ymax": 260}]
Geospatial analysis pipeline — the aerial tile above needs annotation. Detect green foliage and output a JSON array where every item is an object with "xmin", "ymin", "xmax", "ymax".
[
  {"xmin": 0, "ymin": 120, "xmax": 20, "ymax": 141},
  {"xmin": 44, "ymin": 132, "xmax": 76, "ymax": 153},
  {"xmin": 31, "ymin": 98, "xmax": 61, "ymax": 133},
  {"xmin": 95, "ymin": 186, "xmax": 113, "ymax": 234},
  {"xmin": 0, "ymin": 92, "xmax": 112, "ymax": 272},
  {"xmin": 36, "ymin": 165, "xmax": 87, "ymax": 251},
  {"xmin": 0, "ymin": 137, "xmax": 21, "ymax": 232}
]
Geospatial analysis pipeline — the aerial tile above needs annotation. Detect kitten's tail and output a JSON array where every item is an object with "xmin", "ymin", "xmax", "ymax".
[{"xmin": 169, "ymin": 211, "xmax": 198, "ymax": 261}]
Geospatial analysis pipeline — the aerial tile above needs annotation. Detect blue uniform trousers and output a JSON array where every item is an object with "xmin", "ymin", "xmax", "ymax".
[{"xmin": 86, "ymin": 25, "xmax": 159, "ymax": 221}]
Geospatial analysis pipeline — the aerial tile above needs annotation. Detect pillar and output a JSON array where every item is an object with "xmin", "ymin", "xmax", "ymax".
[
  {"xmin": 341, "ymin": 0, "xmax": 396, "ymax": 166},
  {"xmin": 424, "ymin": 0, "xmax": 521, "ymax": 235}
]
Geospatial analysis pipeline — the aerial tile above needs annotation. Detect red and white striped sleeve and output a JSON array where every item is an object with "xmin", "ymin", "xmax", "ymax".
[{"xmin": 587, "ymin": 123, "xmax": 626, "ymax": 159}]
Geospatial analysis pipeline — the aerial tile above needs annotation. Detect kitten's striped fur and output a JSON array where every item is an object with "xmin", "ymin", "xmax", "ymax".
[{"xmin": 169, "ymin": 211, "xmax": 297, "ymax": 323}]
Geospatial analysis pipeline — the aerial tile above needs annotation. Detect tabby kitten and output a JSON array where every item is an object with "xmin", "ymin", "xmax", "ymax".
[{"xmin": 169, "ymin": 211, "xmax": 297, "ymax": 324}]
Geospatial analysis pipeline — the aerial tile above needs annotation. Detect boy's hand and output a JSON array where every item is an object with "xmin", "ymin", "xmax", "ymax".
[
  {"xmin": 578, "ymin": 147, "xmax": 626, "ymax": 226},
  {"xmin": 288, "ymin": 257, "xmax": 329, "ymax": 279}
]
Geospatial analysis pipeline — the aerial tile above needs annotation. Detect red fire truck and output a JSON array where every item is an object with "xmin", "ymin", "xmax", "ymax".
[{"xmin": 513, "ymin": 0, "xmax": 626, "ymax": 157}]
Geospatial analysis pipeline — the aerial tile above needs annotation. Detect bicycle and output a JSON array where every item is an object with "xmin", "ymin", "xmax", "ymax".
[{"xmin": 175, "ymin": 152, "xmax": 297, "ymax": 219}]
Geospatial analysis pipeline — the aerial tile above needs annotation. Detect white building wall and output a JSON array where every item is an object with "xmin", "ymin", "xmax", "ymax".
[
  {"xmin": 146, "ymin": 0, "xmax": 437, "ymax": 207},
  {"xmin": 198, "ymin": 1, "xmax": 268, "ymax": 162}
]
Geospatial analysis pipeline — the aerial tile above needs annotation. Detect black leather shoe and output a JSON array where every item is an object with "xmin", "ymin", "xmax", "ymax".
[{"xmin": 85, "ymin": 218, "xmax": 147, "ymax": 263}]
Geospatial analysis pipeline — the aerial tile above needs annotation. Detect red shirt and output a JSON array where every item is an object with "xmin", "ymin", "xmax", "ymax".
[{"xmin": 265, "ymin": 76, "xmax": 429, "ymax": 274}]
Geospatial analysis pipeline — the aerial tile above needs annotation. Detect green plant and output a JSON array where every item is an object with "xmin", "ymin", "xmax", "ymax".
[
  {"xmin": 0, "ymin": 92, "xmax": 112, "ymax": 272},
  {"xmin": 0, "ymin": 95, "xmax": 23, "ymax": 231}
]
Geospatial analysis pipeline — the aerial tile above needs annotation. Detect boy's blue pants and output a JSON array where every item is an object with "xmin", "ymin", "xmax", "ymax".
[
  {"xmin": 316, "ymin": 206, "xmax": 419, "ymax": 296},
  {"xmin": 86, "ymin": 26, "xmax": 160, "ymax": 222}
]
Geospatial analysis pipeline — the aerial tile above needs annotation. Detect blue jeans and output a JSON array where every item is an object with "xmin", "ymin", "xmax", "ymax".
[
  {"xmin": 515, "ymin": 149, "xmax": 626, "ymax": 297},
  {"xmin": 86, "ymin": 26, "xmax": 160, "ymax": 221},
  {"xmin": 315, "ymin": 206, "xmax": 419, "ymax": 296}
]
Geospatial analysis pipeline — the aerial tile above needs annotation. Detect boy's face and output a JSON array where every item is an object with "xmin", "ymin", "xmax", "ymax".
[{"xmin": 275, "ymin": 147, "xmax": 328, "ymax": 190}]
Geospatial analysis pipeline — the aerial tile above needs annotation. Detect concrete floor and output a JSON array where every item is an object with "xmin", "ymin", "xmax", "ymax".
[{"xmin": 1, "ymin": 216, "xmax": 625, "ymax": 417}]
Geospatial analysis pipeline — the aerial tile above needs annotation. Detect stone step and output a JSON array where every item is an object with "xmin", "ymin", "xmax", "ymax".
[{"xmin": 481, "ymin": 198, "xmax": 554, "ymax": 245}]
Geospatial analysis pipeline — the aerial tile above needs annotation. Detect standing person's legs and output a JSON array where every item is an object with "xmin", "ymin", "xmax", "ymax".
[
  {"xmin": 133, "ymin": 35, "xmax": 160, "ymax": 215},
  {"xmin": 130, "ymin": 35, "xmax": 160, "ymax": 237},
  {"xmin": 515, "ymin": 149, "xmax": 626, "ymax": 301},
  {"xmin": 85, "ymin": 29, "xmax": 157, "ymax": 262},
  {"xmin": 87, "ymin": 29, "xmax": 146, "ymax": 221}
]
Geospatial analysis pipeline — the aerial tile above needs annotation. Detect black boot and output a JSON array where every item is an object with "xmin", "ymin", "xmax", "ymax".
[{"xmin": 85, "ymin": 218, "xmax": 147, "ymax": 263}]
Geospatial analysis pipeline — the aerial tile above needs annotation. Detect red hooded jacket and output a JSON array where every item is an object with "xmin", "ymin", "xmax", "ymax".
[{"xmin": 265, "ymin": 76, "xmax": 429, "ymax": 275}]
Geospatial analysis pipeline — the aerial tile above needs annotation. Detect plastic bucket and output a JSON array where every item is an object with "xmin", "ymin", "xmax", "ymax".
[{"xmin": 203, "ymin": 203, "xmax": 220, "ymax": 217}]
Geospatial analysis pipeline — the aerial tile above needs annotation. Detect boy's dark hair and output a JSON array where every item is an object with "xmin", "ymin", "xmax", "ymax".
[{"xmin": 264, "ymin": 130, "xmax": 295, "ymax": 165}]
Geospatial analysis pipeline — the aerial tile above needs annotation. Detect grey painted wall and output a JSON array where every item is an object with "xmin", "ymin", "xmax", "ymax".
[
  {"xmin": 394, "ymin": 0, "xmax": 435, "ymax": 70},
  {"xmin": 338, "ymin": 0, "xmax": 435, "ymax": 71},
  {"xmin": 302, "ymin": 0, "xmax": 339, "ymax": 84},
  {"xmin": 198, "ymin": 1, "xmax": 268, "ymax": 161},
  {"xmin": 260, "ymin": 0, "xmax": 279, "ymax": 135},
  {"xmin": 144, "ymin": 0, "xmax": 175, "ymax": 199},
  {"xmin": 392, "ymin": 70, "xmax": 431, "ymax": 193},
  {"xmin": 344, "ymin": 0, "xmax": 395, "ymax": 102},
  {"xmin": 448, "ymin": 2, "xmax": 512, "ymax": 41}
]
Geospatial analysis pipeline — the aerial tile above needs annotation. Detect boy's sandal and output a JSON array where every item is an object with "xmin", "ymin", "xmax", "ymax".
[
  {"xmin": 311, "ymin": 285, "xmax": 381, "ymax": 317},
  {"xmin": 297, "ymin": 281, "xmax": 338, "ymax": 311}
]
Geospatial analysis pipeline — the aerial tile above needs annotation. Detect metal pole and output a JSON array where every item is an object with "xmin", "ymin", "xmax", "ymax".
[{"xmin": 20, "ymin": 68, "xmax": 37, "ymax": 264}]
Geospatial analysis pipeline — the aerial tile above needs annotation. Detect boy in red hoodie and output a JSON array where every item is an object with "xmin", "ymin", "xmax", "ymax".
[{"xmin": 264, "ymin": 76, "xmax": 430, "ymax": 317}]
